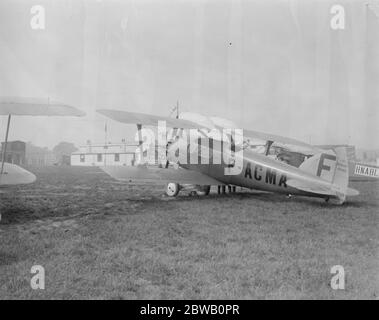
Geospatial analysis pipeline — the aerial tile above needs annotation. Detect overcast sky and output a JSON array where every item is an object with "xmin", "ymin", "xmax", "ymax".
[{"xmin": 0, "ymin": 0, "xmax": 378, "ymax": 149}]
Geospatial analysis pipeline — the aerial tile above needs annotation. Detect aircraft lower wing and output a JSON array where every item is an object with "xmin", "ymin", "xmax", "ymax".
[
  {"xmin": 100, "ymin": 165, "xmax": 224, "ymax": 185},
  {"xmin": 0, "ymin": 163, "xmax": 36, "ymax": 186}
]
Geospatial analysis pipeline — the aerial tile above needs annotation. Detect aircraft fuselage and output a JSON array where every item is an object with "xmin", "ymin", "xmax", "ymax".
[{"xmin": 181, "ymin": 146, "xmax": 326, "ymax": 198}]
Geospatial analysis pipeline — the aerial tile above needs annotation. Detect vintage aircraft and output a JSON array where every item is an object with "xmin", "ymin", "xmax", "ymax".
[
  {"xmin": 97, "ymin": 109, "xmax": 359, "ymax": 204},
  {"xmin": 0, "ymin": 97, "xmax": 85, "ymax": 186}
]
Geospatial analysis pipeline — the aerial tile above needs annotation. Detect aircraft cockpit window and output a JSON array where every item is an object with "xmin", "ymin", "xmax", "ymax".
[{"xmin": 247, "ymin": 144, "xmax": 266, "ymax": 154}]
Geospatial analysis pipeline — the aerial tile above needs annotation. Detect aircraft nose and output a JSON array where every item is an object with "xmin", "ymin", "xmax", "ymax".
[
  {"xmin": 0, "ymin": 163, "xmax": 36, "ymax": 186},
  {"xmin": 23, "ymin": 169, "xmax": 37, "ymax": 184}
]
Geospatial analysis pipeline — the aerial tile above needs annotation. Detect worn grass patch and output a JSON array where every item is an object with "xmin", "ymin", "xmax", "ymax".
[{"xmin": 0, "ymin": 166, "xmax": 378, "ymax": 299}]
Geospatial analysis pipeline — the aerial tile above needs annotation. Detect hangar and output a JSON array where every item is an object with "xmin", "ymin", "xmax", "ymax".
[{"xmin": 71, "ymin": 142, "xmax": 138, "ymax": 167}]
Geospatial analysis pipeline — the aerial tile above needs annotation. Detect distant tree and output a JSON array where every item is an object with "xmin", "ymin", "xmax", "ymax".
[
  {"xmin": 25, "ymin": 142, "xmax": 50, "ymax": 155},
  {"xmin": 53, "ymin": 142, "xmax": 78, "ymax": 161}
]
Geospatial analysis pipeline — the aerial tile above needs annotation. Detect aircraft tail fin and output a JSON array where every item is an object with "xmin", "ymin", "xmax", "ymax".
[
  {"xmin": 298, "ymin": 147, "xmax": 359, "ymax": 203},
  {"xmin": 330, "ymin": 147, "xmax": 351, "ymax": 203}
]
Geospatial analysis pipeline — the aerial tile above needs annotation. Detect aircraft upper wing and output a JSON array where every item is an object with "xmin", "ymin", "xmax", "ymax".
[
  {"xmin": 97, "ymin": 109, "xmax": 317, "ymax": 150},
  {"xmin": 0, "ymin": 97, "xmax": 85, "ymax": 116},
  {"xmin": 243, "ymin": 129, "xmax": 321, "ymax": 153},
  {"xmin": 97, "ymin": 109, "xmax": 208, "ymax": 129}
]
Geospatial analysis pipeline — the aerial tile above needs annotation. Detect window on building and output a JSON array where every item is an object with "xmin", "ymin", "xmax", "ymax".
[
  {"xmin": 114, "ymin": 153, "xmax": 120, "ymax": 162},
  {"xmin": 80, "ymin": 154, "xmax": 85, "ymax": 162},
  {"xmin": 97, "ymin": 153, "xmax": 102, "ymax": 162}
]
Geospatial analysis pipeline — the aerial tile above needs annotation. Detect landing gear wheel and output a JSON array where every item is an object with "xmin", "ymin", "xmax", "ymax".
[
  {"xmin": 196, "ymin": 185, "xmax": 211, "ymax": 196},
  {"xmin": 166, "ymin": 183, "xmax": 180, "ymax": 197}
]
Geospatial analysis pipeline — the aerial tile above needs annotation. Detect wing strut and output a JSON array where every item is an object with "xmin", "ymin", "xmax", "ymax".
[
  {"xmin": 265, "ymin": 140, "xmax": 274, "ymax": 156},
  {"xmin": 1, "ymin": 114, "xmax": 11, "ymax": 174},
  {"xmin": 136, "ymin": 124, "xmax": 145, "ymax": 163}
]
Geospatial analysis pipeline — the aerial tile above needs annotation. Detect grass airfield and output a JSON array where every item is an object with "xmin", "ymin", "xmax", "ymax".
[{"xmin": 0, "ymin": 166, "xmax": 378, "ymax": 299}]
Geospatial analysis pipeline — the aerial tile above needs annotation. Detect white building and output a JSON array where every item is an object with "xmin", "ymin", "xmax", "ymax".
[{"xmin": 71, "ymin": 143, "xmax": 139, "ymax": 166}]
